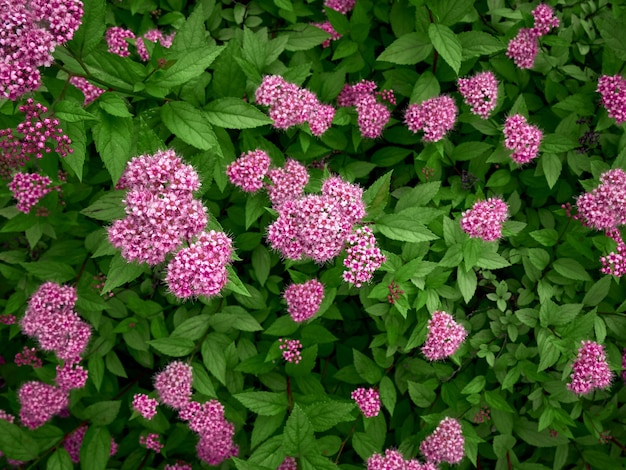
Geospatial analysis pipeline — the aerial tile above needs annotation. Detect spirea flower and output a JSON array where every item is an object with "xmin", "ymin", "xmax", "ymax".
[
  {"xmin": 106, "ymin": 27, "xmax": 135, "ymax": 57},
  {"xmin": 154, "ymin": 361, "xmax": 193, "ymax": 410},
  {"xmin": 0, "ymin": 314, "xmax": 16, "ymax": 324},
  {"xmin": 338, "ymin": 81, "xmax": 392, "ymax": 138},
  {"xmin": 278, "ymin": 456, "xmax": 298, "ymax": 470},
  {"xmin": 338, "ymin": 80, "xmax": 378, "ymax": 107},
  {"xmin": 342, "ymin": 226, "xmax": 386, "ymax": 287},
  {"xmin": 421, "ymin": 311, "xmax": 467, "ymax": 361},
  {"xmin": 266, "ymin": 159, "xmax": 310, "ymax": 208},
  {"xmin": 506, "ymin": 28, "xmax": 539, "ymax": 69},
  {"xmin": 367, "ymin": 449, "xmax": 437, "ymax": 470},
  {"xmin": 531, "ymin": 4, "xmax": 560, "ymax": 36},
  {"xmin": 18, "ymin": 381, "xmax": 68, "ymax": 429},
  {"xmin": 405, "ymin": 96, "xmax": 458, "ymax": 142},
  {"xmin": 14, "ymin": 346, "xmax": 42, "ymax": 368},
  {"xmin": 460, "ymin": 197, "xmax": 509, "ymax": 241},
  {"xmin": 457, "ymin": 71, "xmax": 499, "ymax": 119},
  {"xmin": 136, "ymin": 29, "xmax": 176, "ymax": 61},
  {"xmin": 576, "ymin": 169, "xmax": 626, "ymax": 231},
  {"xmin": 56, "ymin": 363, "xmax": 88, "ymax": 392},
  {"xmin": 9, "ymin": 172, "xmax": 55, "ymax": 213},
  {"xmin": 321, "ymin": 176, "xmax": 366, "ymax": 225},
  {"xmin": 140, "ymin": 433, "xmax": 164, "ymax": 453},
  {"xmin": 69, "ymin": 76, "xmax": 105, "ymax": 106},
  {"xmin": 133, "ymin": 393, "xmax": 159, "ymax": 420},
  {"xmin": 567, "ymin": 340, "xmax": 613, "ymax": 395},
  {"xmin": 284, "ymin": 279, "xmax": 325, "ymax": 322},
  {"xmin": 165, "ymin": 464, "xmax": 193, "ymax": 470},
  {"xmin": 420, "ymin": 417, "xmax": 465, "ymax": 464},
  {"xmin": 227, "ymin": 149, "xmax": 271, "ymax": 192},
  {"xmin": 279, "ymin": 338, "xmax": 302, "ymax": 364},
  {"xmin": 165, "ymin": 230, "xmax": 233, "ymax": 299},
  {"xmin": 64, "ymin": 426, "xmax": 118, "ymax": 463},
  {"xmin": 597, "ymin": 75, "xmax": 626, "ymax": 124},
  {"xmin": 351, "ymin": 387, "xmax": 380, "ymax": 417},
  {"xmin": 324, "ymin": 0, "xmax": 356, "ymax": 14},
  {"xmin": 622, "ymin": 348, "xmax": 626, "ymax": 384},
  {"xmin": 312, "ymin": 21, "xmax": 342, "ymax": 47},
  {"xmin": 503, "ymin": 114, "xmax": 543, "ymax": 164}
]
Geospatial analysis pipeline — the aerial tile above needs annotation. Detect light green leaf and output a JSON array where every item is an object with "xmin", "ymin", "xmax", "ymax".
[
  {"xmin": 283, "ymin": 404, "xmax": 316, "ymax": 456},
  {"xmin": 68, "ymin": 0, "xmax": 106, "ymax": 56},
  {"xmin": 147, "ymin": 337, "xmax": 196, "ymax": 357},
  {"xmin": 283, "ymin": 24, "xmax": 330, "ymax": 51},
  {"xmin": 377, "ymin": 32, "xmax": 433, "ymax": 65},
  {"xmin": 80, "ymin": 426, "xmax": 110, "ymax": 470},
  {"xmin": 102, "ymin": 253, "xmax": 147, "ymax": 292},
  {"xmin": 235, "ymin": 391, "xmax": 288, "ymax": 416},
  {"xmin": 205, "ymin": 98, "xmax": 272, "ymax": 129},
  {"xmin": 155, "ymin": 46, "xmax": 224, "ymax": 88},
  {"xmin": 92, "ymin": 111, "xmax": 132, "ymax": 184},
  {"xmin": 428, "ymin": 24, "xmax": 462, "ymax": 74},
  {"xmin": 552, "ymin": 258, "xmax": 592, "ymax": 281},
  {"xmin": 458, "ymin": 31, "xmax": 505, "ymax": 59},
  {"xmin": 376, "ymin": 214, "xmax": 438, "ymax": 243},
  {"xmin": 161, "ymin": 101, "xmax": 218, "ymax": 150},
  {"xmin": 303, "ymin": 401, "xmax": 355, "ymax": 432}
]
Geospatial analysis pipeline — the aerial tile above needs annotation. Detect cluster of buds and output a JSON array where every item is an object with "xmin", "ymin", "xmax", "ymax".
[
  {"xmin": 507, "ymin": 3, "xmax": 559, "ymax": 69},
  {"xmin": 337, "ymin": 80, "xmax": 394, "ymax": 138}
]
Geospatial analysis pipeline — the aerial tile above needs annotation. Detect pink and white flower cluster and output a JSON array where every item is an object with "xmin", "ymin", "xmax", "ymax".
[
  {"xmin": 503, "ymin": 114, "xmax": 543, "ymax": 164},
  {"xmin": 507, "ymin": 3, "xmax": 559, "ymax": 69},
  {"xmin": 69, "ymin": 76, "xmax": 105, "ymax": 106},
  {"xmin": 567, "ymin": 340, "xmax": 612, "ymax": 395},
  {"xmin": 421, "ymin": 311, "xmax": 467, "ymax": 361},
  {"xmin": 106, "ymin": 26, "xmax": 175, "ymax": 60},
  {"xmin": 324, "ymin": 0, "xmax": 356, "ymax": 14},
  {"xmin": 405, "ymin": 95, "xmax": 458, "ymax": 142},
  {"xmin": 351, "ymin": 387, "xmax": 380, "ymax": 418},
  {"xmin": 367, "ymin": 449, "xmax": 436, "ymax": 470},
  {"xmin": 457, "ymin": 71, "xmax": 499, "ymax": 119},
  {"xmin": 460, "ymin": 197, "xmax": 509, "ymax": 241},
  {"xmin": 597, "ymin": 75, "xmax": 626, "ymax": 124},
  {"xmin": 226, "ymin": 149, "xmax": 272, "ymax": 193},
  {"xmin": 284, "ymin": 279, "xmax": 325, "ymax": 322},
  {"xmin": 8, "ymin": 172, "xmax": 59, "ymax": 213},
  {"xmin": 279, "ymin": 338, "xmax": 303, "ymax": 364},
  {"xmin": 338, "ymin": 80, "xmax": 395, "ymax": 138},
  {"xmin": 343, "ymin": 226, "xmax": 386, "ymax": 287},
  {"xmin": 0, "ymin": 0, "xmax": 83, "ymax": 99},
  {"xmin": 311, "ymin": 21, "xmax": 342, "ymax": 48},
  {"xmin": 136, "ymin": 29, "xmax": 176, "ymax": 61},
  {"xmin": 255, "ymin": 75, "xmax": 335, "ymax": 136}
]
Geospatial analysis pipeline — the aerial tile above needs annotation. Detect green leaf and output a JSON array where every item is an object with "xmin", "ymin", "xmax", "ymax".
[
  {"xmin": 171, "ymin": 314, "xmax": 211, "ymax": 341},
  {"xmin": 92, "ymin": 111, "xmax": 132, "ymax": 185},
  {"xmin": 476, "ymin": 251, "xmax": 511, "ymax": 270},
  {"xmin": 596, "ymin": 16, "xmax": 626, "ymax": 62},
  {"xmin": 283, "ymin": 24, "xmax": 330, "ymax": 51},
  {"xmin": 353, "ymin": 349, "xmax": 383, "ymax": 384},
  {"xmin": 452, "ymin": 141, "xmax": 493, "ymax": 161},
  {"xmin": 154, "ymin": 46, "xmax": 224, "ymax": 88},
  {"xmin": 202, "ymin": 335, "xmax": 228, "ymax": 385},
  {"xmin": 192, "ymin": 362, "xmax": 217, "ymax": 397},
  {"xmin": 63, "ymin": 121, "xmax": 86, "ymax": 181},
  {"xmin": 68, "ymin": 0, "xmax": 106, "ymax": 56},
  {"xmin": 47, "ymin": 448, "xmax": 73, "ymax": 470},
  {"xmin": 169, "ymin": 5, "xmax": 208, "ymax": 53},
  {"xmin": 148, "ymin": 337, "xmax": 196, "ymax": 357},
  {"xmin": 103, "ymin": 253, "xmax": 147, "ymax": 292},
  {"xmin": 377, "ymin": 32, "xmax": 433, "ymax": 65},
  {"xmin": 54, "ymin": 100, "xmax": 99, "ymax": 122},
  {"xmin": 352, "ymin": 432, "xmax": 381, "ymax": 461},
  {"xmin": 83, "ymin": 51, "xmax": 146, "ymax": 89},
  {"xmin": 541, "ymin": 135, "xmax": 579, "ymax": 153},
  {"xmin": 88, "ymin": 354, "xmax": 105, "ymax": 391},
  {"xmin": 80, "ymin": 426, "xmax": 110, "ymax": 470},
  {"xmin": 363, "ymin": 170, "xmax": 392, "ymax": 218},
  {"xmin": 484, "ymin": 390, "xmax": 515, "ymax": 413},
  {"xmin": 0, "ymin": 419, "xmax": 39, "ymax": 461},
  {"xmin": 552, "ymin": 258, "xmax": 592, "ymax": 281},
  {"xmin": 22, "ymin": 261, "xmax": 75, "ymax": 283},
  {"xmin": 98, "ymin": 93, "xmax": 132, "ymax": 117},
  {"xmin": 233, "ymin": 458, "xmax": 273, "ymax": 470},
  {"xmin": 204, "ymin": 98, "xmax": 272, "ymax": 129},
  {"xmin": 235, "ymin": 391, "xmax": 288, "ymax": 416},
  {"xmin": 428, "ymin": 24, "xmax": 462, "ymax": 74},
  {"xmin": 161, "ymin": 101, "xmax": 218, "ymax": 150},
  {"xmin": 458, "ymin": 31, "xmax": 505, "ymax": 59},
  {"xmin": 541, "ymin": 153, "xmax": 562, "ymax": 189},
  {"xmin": 457, "ymin": 264, "xmax": 477, "ymax": 303},
  {"xmin": 462, "ymin": 376, "xmax": 486, "ymax": 394},
  {"xmin": 210, "ymin": 310, "xmax": 263, "ymax": 332},
  {"xmin": 303, "ymin": 401, "xmax": 355, "ymax": 432},
  {"xmin": 376, "ymin": 214, "xmax": 438, "ymax": 243},
  {"xmin": 410, "ymin": 71, "xmax": 440, "ymax": 104},
  {"xmin": 379, "ymin": 376, "xmax": 397, "ymax": 415},
  {"xmin": 252, "ymin": 245, "xmax": 271, "ymax": 286},
  {"xmin": 582, "ymin": 276, "xmax": 612, "ymax": 306},
  {"xmin": 529, "ymin": 229, "xmax": 559, "ymax": 247},
  {"xmin": 427, "ymin": 0, "xmax": 476, "ymax": 26},
  {"xmin": 80, "ymin": 191, "xmax": 125, "ymax": 221},
  {"xmin": 84, "ymin": 401, "xmax": 121, "ymax": 426},
  {"xmin": 283, "ymin": 404, "xmax": 316, "ymax": 456},
  {"xmin": 408, "ymin": 381, "xmax": 437, "ymax": 407}
]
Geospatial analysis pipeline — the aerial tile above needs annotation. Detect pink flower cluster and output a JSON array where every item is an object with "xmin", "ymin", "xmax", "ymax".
[
  {"xmin": 133, "ymin": 393, "xmax": 159, "ymax": 420},
  {"xmin": 140, "ymin": 433, "xmax": 164, "ymax": 453},
  {"xmin": 503, "ymin": 114, "xmax": 543, "ymax": 164},
  {"xmin": 106, "ymin": 27, "xmax": 136, "ymax": 57},
  {"xmin": 312, "ymin": 21, "xmax": 342, "ymax": 48},
  {"xmin": 351, "ymin": 387, "xmax": 380, "ymax": 418},
  {"xmin": 597, "ymin": 75, "xmax": 626, "ymax": 124},
  {"xmin": 255, "ymin": 75, "xmax": 335, "ymax": 136},
  {"xmin": 420, "ymin": 417, "xmax": 465, "ymax": 464},
  {"xmin": 0, "ymin": 0, "xmax": 83, "ymax": 99},
  {"xmin": 460, "ymin": 197, "xmax": 509, "ymax": 241},
  {"xmin": 69, "ymin": 76, "xmax": 105, "ymax": 106},
  {"xmin": 279, "ymin": 338, "xmax": 303, "ymax": 364},
  {"xmin": 14, "ymin": 346, "xmax": 42, "ymax": 368},
  {"xmin": 226, "ymin": 149, "xmax": 271, "ymax": 193},
  {"xmin": 55, "ymin": 362, "xmax": 88, "ymax": 392},
  {"xmin": 405, "ymin": 96, "xmax": 458, "ymax": 142},
  {"xmin": 136, "ymin": 29, "xmax": 176, "ymax": 61},
  {"xmin": 278, "ymin": 456, "xmax": 298, "ymax": 470},
  {"xmin": 324, "ymin": 0, "xmax": 356, "ymax": 14},
  {"xmin": 0, "ymin": 99, "xmax": 73, "ymax": 177},
  {"xmin": 421, "ymin": 311, "xmax": 467, "ymax": 361},
  {"xmin": 18, "ymin": 381, "xmax": 68, "ymax": 430},
  {"xmin": 343, "ymin": 226, "xmax": 386, "ymax": 287},
  {"xmin": 9, "ymin": 172, "xmax": 58, "ymax": 213},
  {"xmin": 178, "ymin": 400, "xmax": 238, "ymax": 466},
  {"xmin": 507, "ymin": 4, "xmax": 559, "ymax": 69},
  {"xmin": 164, "ymin": 464, "xmax": 192, "ymax": 470},
  {"xmin": 64, "ymin": 426, "xmax": 118, "ymax": 463},
  {"xmin": 338, "ymin": 80, "xmax": 393, "ymax": 138},
  {"xmin": 20, "ymin": 282, "xmax": 91, "ymax": 363},
  {"xmin": 266, "ymin": 159, "xmax": 310, "ymax": 208},
  {"xmin": 108, "ymin": 150, "xmax": 207, "ymax": 265},
  {"xmin": 457, "ymin": 71, "xmax": 499, "ymax": 119},
  {"xmin": 154, "ymin": 361, "xmax": 193, "ymax": 410},
  {"xmin": 284, "ymin": 279, "xmax": 324, "ymax": 322},
  {"xmin": 367, "ymin": 449, "xmax": 437, "ymax": 470},
  {"xmin": 567, "ymin": 340, "xmax": 612, "ymax": 395}
]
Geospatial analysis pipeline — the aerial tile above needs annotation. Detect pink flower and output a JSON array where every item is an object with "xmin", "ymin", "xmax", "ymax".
[
  {"xmin": 597, "ymin": 75, "xmax": 626, "ymax": 124},
  {"xmin": 531, "ymin": 4, "xmax": 559, "ymax": 36},
  {"xmin": 405, "ymin": 96, "xmax": 458, "ymax": 142},
  {"xmin": 460, "ymin": 197, "xmax": 509, "ymax": 241},
  {"xmin": 503, "ymin": 114, "xmax": 543, "ymax": 164},
  {"xmin": 576, "ymin": 169, "xmax": 626, "ymax": 231},
  {"xmin": 164, "ymin": 464, "xmax": 193, "ymax": 470},
  {"xmin": 338, "ymin": 80, "xmax": 378, "ymax": 107},
  {"xmin": 278, "ymin": 456, "xmax": 298, "ymax": 470},
  {"xmin": 321, "ymin": 176, "xmax": 365, "ymax": 225},
  {"xmin": 9, "ymin": 172, "xmax": 56, "ymax": 213},
  {"xmin": 279, "ymin": 338, "xmax": 302, "ymax": 364},
  {"xmin": 56, "ymin": 363, "xmax": 88, "ymax": 392},
  {"xmin": 351, "ymin": 387, "xmax": 380, "ymax": 418},
  {"xmin": 367, "ymin": 449, "xmax": 437, "ymax": 470},
  {"xmin": 106, "ymin": 27, "xmax": 135, "ymax": 57},
  {"xmin": 132, "ymin": 393, "xmax": 159, "ymax": 420},
  {"xmin": 622, "ymin": 349, "xmax": 626, "ymax": 384},
  {"xmin": 421, "ymin": 311, "xmax": 467, "ymax": 361},
  {"xmin": 140, "ymin": 433, "xmax": 164, "ymax": 453},
  {"xmin": 337, "ymin": 81, "xmax": 392, "ymax": 138},
  {"xmin": 18, "ymin": 381, "xmax": 68, "ymax": 429},
  {"xmin": 457, "ymin": 71, "xmax": 499, "ymax": 119},
  {"xmin": 266, "ymin": 159, "xmax": 310, "ymax": 208},
  {"xmin": 312, "ymin": 21, "xmax": 342, "ymax": 48},
  {"xmin": 136, "ymin": 29, "xmax": 175, "ymax": 61},
  {"xmin": 255, "ymin": 75, "xmax": 288, "ymax": 106},
  {"xmin": 154, "ymin": 361, "xmax": 193, "ymax": 410},
  {"xmin": 324, "ymin": 0, "xmax": 356, "ymax": 14},
  {"xmin": 342, "ymin": 226, "xmax": 386, "ymax": 287},
  {"xmin": 69, "ymin": 76, "xmax": 105, "ymax": 105},
  {"xmin": 284, "ymin": 279, "xmax": 325, "ymax": 322},
  {"xmin": 567, "ymin": 340, "xmax": 613, "ymax": 395},
  {"xmin": 420, "ymin": 417, "xmax": 465, "ymax": 464},
  {"xmin": 308, "ymin": 102, "xmax": 336, "ymax": 136},
  {"xmin": 506, "ymin": 28, "xmax": 539, "ymax": 69},
  {"xmin": 14, "ymin": 346, "xmax": 42, "ymax": 368},
  {"xmin": 227, "ymin": 149, "xmax": 271, "ymax": 192}
]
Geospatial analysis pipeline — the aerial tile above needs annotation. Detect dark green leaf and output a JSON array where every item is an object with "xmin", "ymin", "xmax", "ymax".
[
  {"xmin": 235, "ymin": 391, "xmax": 288, "ymax": 416},
  {"xmin": 68, "ymin": 0, "xmax": 106, "ymax": 56},
  {"xmin": 80, "ymin": 426, "xmax": 110, "ymax": 470},
  {"xmin": 303, "ymin": 401, "xmax": 354, "ymax": 432},
  {"xmin": 103, "ymin": 253, "xmax": 147, "ymax": 292},
  {"xmin": 205, "ymin": 98, "xmax": 272, "ymax": 129},
  {"xmin": 353, "ymin": 349, "xmax": 383, "ymax": 384},
  {"xmin": 283, "ymin": 404, "xmax": 316, "ymax": 456},
  {"xmin": 428, "ymin": 24, "xmax": 462, "ymax": 74},
  {"xmin": 148, "ymin": 337, "xmax": 196, "ymax": 357},
  {"xmin": 378, "ymin": 32, "xmax": 433, "ymax": 64},
  {"xmin": 552, "ymin": 258, "xmax": 592, "ymax": 281},
  {"xmin": 47, "ymin": 448, "xmax": 73, "ymax": 470},
  {"xmin": 161, "ymin": 101, "xmax": 218, "ymax": 150},
  {"xmin": 0, "ymin": 419, "xmax": 39, "ymax": 461},
  {"xmin": 84, "ymin": 401, "xmax": 121, "ymax": 426},
  {"xmin": 92, "ymin": 110, "xmax": 132, "ymax": 184}
]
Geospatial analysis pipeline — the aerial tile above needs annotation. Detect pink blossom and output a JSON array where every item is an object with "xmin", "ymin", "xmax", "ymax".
[
  {"xmin": 164, "ymin": 464, "xmax": 193, "ymax": 470},
  {"xmin": 278, "ymin": 456, "xmax": 298, "ymax": 470},
  {"xmin": 165, "ymin": 230, "xmax": 233, "ymax": 299},
  {"xmin": 266, "ymin": 159, "xmax": 309, "ymax": 208},
  {"xmin": 576, "ymin": 169, "xmax": 626, "ymax": 231},
  {"xmin": 405, "ymin": 96, "xmax": 458, "ymax": 142},
  {"xmin": 279, "ymin": 338, "xmax": 302, "ymax": 364},
  {"xmin": 597, "ymin": 75, "xmax": 626, "ymax": 124},
  {"xmin": 503, "ymin": 114, "xmax": 543, "ymax": 164},
  {"xmin": 284, "ymin": 279, "xmax": 325, "ymax": 322},
  {"xmin": 29, "ymin": 0, "xmax": 84, "ymax": 44},
  {"xmin": 69, "ymin": 76, "xmax": 105, "ymax": 105},
  {"xmin": 14, "ymin": 346, "xmax": 42, "ymax": 368},
  {"xmin": 140, "ymin": 433, "xmax": 164, "ymax": 453},
  {"xmin": 321, "ymin": 176, "xmax": 365, "ymax": 225},
  {"xmin": 255, "ymin": 75, "xmax": 288, "ymax": 106},
  {"xmin": 622, "ymin": 349, "xmax": 626, "ymax": 384},
  {"xmin": 56, "ymin": 362, "xmax": 88, "ymax": 392},
  {"xmin": 460, "ymin": 197, "xmax": 509, "ymax": 241},
  {"xmin": 506, "ymin": 28, "xmax": 539, "ymax": 69},
  {"xmin": 356, "ymin": 95, "xmax": 391, "ymax": 138},
  {"xmin": 351, "ymin": 387, "xmax": 380, "ymax": 418},
  {"xmin": 64, "ymin": 426, "xmax": 118, "ymax": 463},
  {"xmin": 308, "ymin": 103, "xmax": 336, "ymax": 136},
  {"xmin": 421, "ymin": 311, "xmax": 467, "ymax": 361},
  {"xmin": 567, "ymin": 340, "xmax": 613, "ymax": 395},
  {"xmin": 367, "ymin": 449, "xmax": 437, "ymax": 470},
  {"xmin": 324, "ymin": 0, "xmax": 356, "ymax": 14},
  {"xmin": 420, "ymin": 417, "xmax": 465, "ymax": 464},
  {"xmin": 9, "ymin": 172, "xmax": 56, "ymax": 213},
  {"xmin": 0, "ymin": 314, "xmax": 16, "ymax": 324},
  {"xmin": 18, "ymin": 381, "xmax": 68, "ymax": 429},
  {"xmin": 227, "ymin": 149, "xmax": 271, "ymax": 192},
  {"xmin": 338, "ymin": 80, "xmax": 378, "ymax": 107},
  {"xmin": 133, "ymin": 393, "xmax": 159, "ymax": 420},
  {"xmin": 342, "ymin": 226, "xmax": 386, "ymax": 287},
  {"xmin": 136, "ymin": 29, "xmax": 176, "ymax": 61},
  {"xmin": 106, "ymin": 27, "xmax": 136, "ymax": 57},
  {"xmin": 531, "ymin": 4, "xmax": 559, "ymax": 36},
  {"xmin": 457, "ymin": 71, "xmax": 499, "ymax": 119},
  {"xmin": 154, "ymin": 361, "xmax": 193, "ymax": 410},
  {"xmin": 312, "ymin": 21, "xmax": 342, "ymax": 48}
]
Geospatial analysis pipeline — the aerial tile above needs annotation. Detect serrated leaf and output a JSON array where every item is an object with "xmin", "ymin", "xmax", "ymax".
[
  {"xmin": 353, "ymin": 349, "xmax": 383, "ymax": 384},
  {"xmin": 102, "ymin": 253, "xmax": 147, "ymax": 292},
  {"xmin": 84, "ymin": 401, "xmax": 121, "ymax": 426},
  {"xmin": 458, "ymin": 31, "xmax": 505, "ymax": 59},
  {"xmin": 428, "ymin": 24, "xmax": 462, "ymax": 74},
  {"xmin": 0, "ymin": 419, "xmax": 39, "ymax": 461},
  {"xmin": 283, "ymin": 404, "xmax": 316, "ymax": 456},
  {"xmin": 202, "ymin": 335, "xmax": 228, "ymax": 385},
  {"xmin": 47, "ymin": 448, "xmax": 73, "ymax": 470},
  {"xmin": 283, "ymin": 24, "xmax": 330, "ymax": 51},
  {"xmin": 92, "ymin": 111, "xmax": 132, "ymax": 185},
  {"xmin": 377, "ymin": 32, "xmax": 433, "ymax": 64},
  {"xmin": 582, "ymin": 276, "xmax": 612, "ymax": 306},
  {"xmin": 171, "ymin": 314, "xmax": 211, "ymax": 341},
  {"xmin": 161, "ymin": 101, "xmax": 218, "ymax": 150},
  {"xmin": 80, "ymin": 192, "xmax": 125, "ymax": 221},
  {"xmin": 552, "ymin": 258, "xmax": 592, "ymax": 281},
  {"xmin": 457, "ymin": 264, "xmax": 477, "ymax": 303},
  {"xmin": 80, "ymin": 426, "xmax": 110, "ymax": 470},
  {"xmin": 363, "ymin": 170, "xmax": 392, "ymax": 218},
  {"xmin": 235, "ymin": 391, "xmax": 288, "ymax": 416},
  {"xmin": 148, "ymin": 337, "xmax": 195, "ymax": 357},
  {"xmin": 154, "ymin": 46, "xmax": 223, "ymax": 88},
  {"xmin": 376, "ymin": 214, "xmax": 438, "ymax": 243},
  {"xmin": 21, "ymin": 261, "xmax": 75, "ymax": 283},
  {"xmin": 303, "ymin": 401, "xmax": 355, "ymax": 432},
  {"xmin": 68, "ymin": 0, "xmax": 106, "ymax": 56},
  {"xmin": 205, "ymin": 98, "xmax": 273, "ymax": 129}
]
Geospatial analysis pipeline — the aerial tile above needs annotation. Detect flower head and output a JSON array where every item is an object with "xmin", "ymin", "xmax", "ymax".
[
  {"xmin": 140, "ymin": 433, "xmax": 164, "ymax": 453},
  {"xmin": 460, "ymin": 197, "xmax": 509, "ymax": 241},
  {"xmin": 227, "ymin": 149, "xmax": 271, "ymax": 192},
  {"xmin": 457, "ymin": 71, "xmax": 499, "ymax": 119},
  {"xmin": 507, "ymin": 28, "xmax": 539, "ymax": 69},
  {"xmin": 64, "ymin": 426, "xmax": 118, "ymax": 463},
  {"xmin": 279, "ymin": 338, "xmax": 303, "ymax": 364},
  {"xmin": 405, "ymin": 96, "xmax": 457, "ymax": 142},
  {"xmin": 133, "ymin": 393, "xmax": 159, "ymax": 420},
  {"xmin": 312, "ymin": 21, "xmax": 341, "ymax": 48},
  {"xmin": 351, "ymin": 387, "xmax": 380, "ymax": 418},
  {"xmin": 324, "ymin": 0, "xmax": 356, "ymax": 14},
  {"xmin": 531, "ymin": 4, "xmax": 559, "ymax": 37},
  {"xmin": 342, "ymin": 226, "xmax": 386, "ymax": 287},
  {"xmin": 420, "ymin": 417, "xmax": 465, "ymax": 464},
  {"xmin": 421, "ymin": 311, "xmax": 467, "ymax": 361},
  {"xmin": 56, "ymin": 363, "xmax": 88, "ymax": 392},
  {"xmin": 367, "ymin": 449, "xmax": 437, "ymax": 470},
  {"xmin": 567, "ymin": 340, "xmax": 612, "ymax": 395},
  {"xmin": 154, "ymin": 361, "xmax": 193, "ymax": 410},
  {"xmin": 106, "ymin": 27, "xmax": 135, "ymax": 57},
  {"xmin": 136, "ymin": 29, "xmax": 175, "ymax": 61},
  {"xmin": 18, "ymin": 381, "xmax": 68, "ymax": 429},
  {"xmin": 503, "ymin": 114, "xmax": 543, "ymax": 164},
  {"xmin": 284, "ymin": 279, "xmax": 325, "ymax": 322},
  {"xmin": 69, "ymin": 76, "xmax": 105, "ymax": 105},
  {"xmin": 597, "ymin": 75, "xmax": 626, "ymax": 124},
  {"xmin": 9, "ymin": 172, "xmax": 56, "ymax": 213}
]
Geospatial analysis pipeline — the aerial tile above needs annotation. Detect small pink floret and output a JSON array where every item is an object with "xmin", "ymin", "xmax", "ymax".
[
  {"xmin": 351, "ymin": 387, "xmax": 380, "ymax": 418},
  {"xmin": 420, "ymin": 417, "xmax": 465, "ymax": 464},
  {"xmin": 460, "ymin": 197, "xmax": 509, "ymax": 241},
  {"xmin": 154, "ymin": 361, "xmax": 193, "ymax": 410},
  {"xmin": 405, "ymin": 96, "xmax": 457, "ymax": 142},
  {"xmin": 421, "ymin": 311, "xmax": 467, "ymax": 361},
  {"xmin": 567, "ymin": 340, "xmax": 613, "ymax": 395},
  {"xmin": 284, "ymin": 279, "xmax": 325, "ymax": 323},
  {"xmin": 503, "ymin": 114, "xmax": 543, "ymax": 164}
]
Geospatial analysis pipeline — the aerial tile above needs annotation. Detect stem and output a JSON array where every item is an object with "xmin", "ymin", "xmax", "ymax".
[
  {"xmin": 427, "ymin": 8, "xmax": 439, "ymax": 75},
  {"xmin": 286, "ymin": 376, "xmax": 293, "ymax": 411},
  {"xmin": 334, "ymin": 422, "xmax": 357, "ymax": 464}
]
